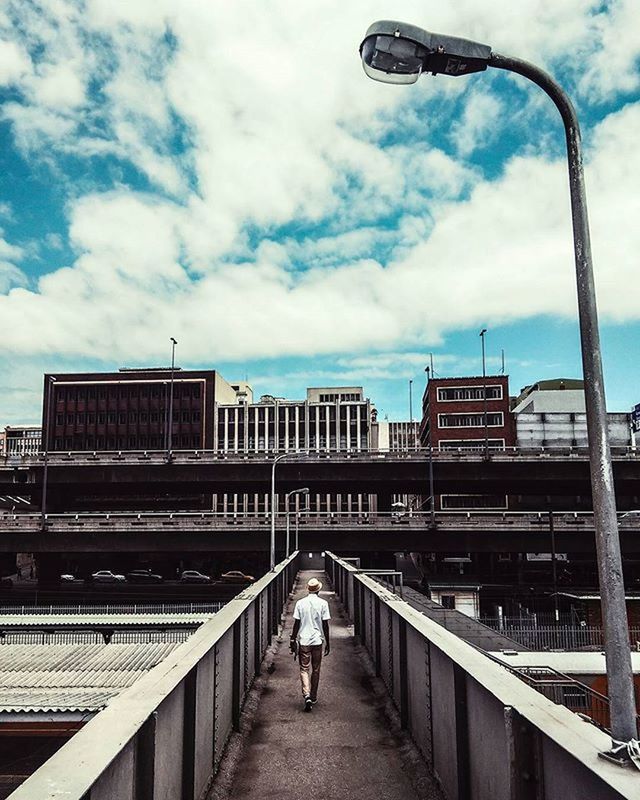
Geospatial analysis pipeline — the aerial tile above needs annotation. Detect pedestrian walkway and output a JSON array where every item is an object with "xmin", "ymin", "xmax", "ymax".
[{"xmin": 218, "ymin": 570, "xmax": 441, "ymax": 800}]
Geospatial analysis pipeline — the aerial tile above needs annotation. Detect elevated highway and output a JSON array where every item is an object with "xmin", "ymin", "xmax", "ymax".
[
  {"xmin": 1, "ymin": 510, "xmax": 639, "ymax": 552},
  {"xmin": 1, "ymin": 447, "xmax": 640, "ymax": 504}
]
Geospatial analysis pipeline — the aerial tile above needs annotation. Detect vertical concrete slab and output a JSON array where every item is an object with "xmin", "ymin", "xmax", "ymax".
[
  {"xmin": 542, "ymin": 736, "xmax": 625, "ymax": 800},
  {"xmin": 466, "ymin": 679, "xmax": 510, "ymax": 800},
  {"xmin": 194, "ymin": 648, "xmax": 215, "ymax": 799},
  {"xmin": 214, "ymin": 627, "xmax": 234, "ymax": 765},
  {"xmin": 406, "ymin": 626, "xmax": 433, "ymax": 767},
  {"xmin": 430, "ymin": 647, "xmax": 458, "ymax": 800},
  {"xmin": 155, "ymin": 687, "xmax": 184, "ymax": 799},
  {"xmin": 91, "ymin": 740, "xmax": 135, "ymax": 800}
]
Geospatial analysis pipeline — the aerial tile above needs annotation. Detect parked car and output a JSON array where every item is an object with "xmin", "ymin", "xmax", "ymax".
[
  {"xmin": 126, "ymin": 569, "xmax": 164, "ymax": 584},
  {"xmin": 59, "ymin": 573, "xmax": 78, "ymax": 583},
  {"xmin": 90, "ymin": 570, "xmax": 126, "ymax": 583},
  {"xmin": 220, "ymin": 570, "xmax": 255, "ymax": 584},
  {"xmin": 180, "ymin": 570, "xmax": 212, "ymax": 584}
]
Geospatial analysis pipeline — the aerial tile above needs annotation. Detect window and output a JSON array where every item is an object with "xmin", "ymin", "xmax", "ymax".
[
  {"xmin": 437, "ymin": 385, "xmax": 503, "ymax": 402},
  {"xmin": 98, "ymin": 413, "xmax": 105, "ymax": 424},
  {"xmin": 140, "ymin": 412, "xmax": 148, "ymax": 423},
  {"xmin": 441, "ymin": 595, "xmax": 456, "ymax": 610},
  {"xmin": 88, "ymin": 388, "xmax": 96, "ymax": 399},
  {"xmin": 98, "ymin": 388, "xmax": 106, "ymax": 399},
  {"xmin": 87, "ymin": 413, "xmax": 95, "ymax": 424},
  {"xmin": 66, "ymin": 414, "xmax": 74, "ymax": 424},
  {"xmin": 151, "ymin": 386, "xmax": 160, "ymax": 397},
  {"xmin": 129, "ymin": 411, "xmax": 137, "ymax": 423},
  {"xmin": 77, "ymin": 413, "xmax": 85, "ymax": 424},
  {"xmin": 438, "ymin": 412, "xmax": 504, "ymax": 428},
  {"xmin": 192, "ymin": 384, "xmax": 201, "ymax": 398},
  {"xmin": 150, "ymin": 412, "xmax": 159, "ymax": 423},
  {"xmin": 141, "ymin": 387, "xmax": 149, "ymax": 398},
  {"xmin": 108, "ymin": 412, "xmax": 116, "ymax": 424},
  {"xmin": 182, "ymin": 411, "xmax": 190, "ymax": 422},
  {"xmin": 119, "ymin": 412, "xmax": 126, "ymax": 424},
  {"xmin": 192, "ymin": 410, "xmax": 201, "ymax": 423},
  {"xmin": 56, "ymin": 413, "xmax": 64, "ymax": 425},
  {"xmin": 129, "ymin": 436, "xmax": 137, "ymax": 447}
]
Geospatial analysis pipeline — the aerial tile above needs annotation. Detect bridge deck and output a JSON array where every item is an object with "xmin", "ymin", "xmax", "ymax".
[{"xmin": 214, "ymin": 570, "xmax": 441, "ymax": 800}]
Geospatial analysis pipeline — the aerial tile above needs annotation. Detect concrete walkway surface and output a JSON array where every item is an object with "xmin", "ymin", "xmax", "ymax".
[{"xmin": 214, "ymin": 570, "xmax": 441, "ymax": 800}]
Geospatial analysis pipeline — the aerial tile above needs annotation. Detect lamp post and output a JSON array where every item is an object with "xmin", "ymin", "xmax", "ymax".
[
  {"xmin": 166, "ymin": 337, "xmax": 177, "ymax": 461},
  {"xmin": 360, "ymin": 20, "xmax": 637, "ymax": 746},
  {"xmin": 41, "ymin": 376, "xmax": 56, "ymax": 531},
  {"xmin": 425, "ymin": 366, "xmax": 436, "ymax": 527},
  {"xmin": 285, "ymin": 487, "xmax": 310, "ymax": 555},
  {"xmin": 479, "ymin": 328, "xmax": 489, "ymax": 459},
  {"xmin": 270, "ymin": 452, "xmax": 304, "ymax": 570}
]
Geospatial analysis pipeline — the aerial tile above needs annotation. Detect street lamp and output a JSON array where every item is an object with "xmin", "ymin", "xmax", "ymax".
[
  {"xmin": 285, "ymin": 487, "xmax": 310, "ymax": 556},
  {"xmin": 424, "ymin": 366, "xmax": 436, "ymax": 527},
  {"xmin": 270, "ymin": 452, "xmax": 304, "ymax": 570},
  {"xmin": 479, "ymin": 328, "xmax": 489, "ymax": 459},
  {"xmin": 360, "ymin": 20, "xmax": 637, "ymax": 747},
  {"xmin": 41, "ymin": 376, "xmax": 56, "ymax": 531},
  {"xmin": 166, "ymin": 337, "xmax": 177, "ymax": 461}
]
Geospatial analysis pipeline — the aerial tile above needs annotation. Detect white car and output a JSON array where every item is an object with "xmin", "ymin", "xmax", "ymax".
[{"xmin": 91, "ymin": 570, "xmax": 126, "ymax": 583}]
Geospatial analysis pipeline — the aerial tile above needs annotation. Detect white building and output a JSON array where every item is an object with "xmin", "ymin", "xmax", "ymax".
[
  {"xmin": 213, "ymin": 387, "xmax": 373, "ymax": 515},
  {"xmin": 1, "ymin": 425, "xmax": 42, "ymax": 456}
]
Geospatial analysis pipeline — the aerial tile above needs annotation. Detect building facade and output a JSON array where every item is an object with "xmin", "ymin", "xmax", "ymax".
[
  {"xmin": 41, "ymin": 368, "xmax": 238, "ymax": 452},
  {"xmin": 1, "ymin": 425, "xmax": 42, "ymax": 456},
  {"xmin": 213, "ymin": 387, "xmax": 373, "ymax": 515},
  {"xmin": 419, "ymin": 375, "xmax": 515, "ymax": 510}
]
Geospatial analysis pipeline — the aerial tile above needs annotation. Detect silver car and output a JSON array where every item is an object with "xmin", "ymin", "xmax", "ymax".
[{"xmin": 91, "ymin": 570, "xmax": 126, "ymax": 583}]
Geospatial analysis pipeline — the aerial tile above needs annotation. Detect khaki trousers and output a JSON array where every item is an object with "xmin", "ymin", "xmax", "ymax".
[{"xmin": 298, "ymin": 644, "xmax": 323, "ymax": 699}]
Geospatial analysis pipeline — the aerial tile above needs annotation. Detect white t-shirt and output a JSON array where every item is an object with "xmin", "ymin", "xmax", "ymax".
[{"xmin": 293, "ymin": 592, "xmax": 331, "ymax": 646}]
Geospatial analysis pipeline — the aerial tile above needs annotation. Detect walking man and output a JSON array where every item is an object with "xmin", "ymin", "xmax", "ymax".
[{"xmin": 290, "ymin": 577, "xmax": 331, "ymax": 712}]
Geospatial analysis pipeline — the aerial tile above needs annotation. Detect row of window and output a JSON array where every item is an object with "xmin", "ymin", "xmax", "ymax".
[
  {"xmin": 317, "ymin": 393, "xmax": 361, "ymax": 402},
  {"xmin": 440, "ymin": 494, "xmax": 509, "ymax": 509},
  {"xmin": 438, "ymin": 412, "xmax": 504, "ymax": 428},
  {"xmin": 54, "ymin": 382, "xmax": 202, "ymax": 403},
  {"xmin": 438, "ymin": 439, "xmax": 505, "ymax": 450},
  {"xmin": 53, "ymin": 434, "xmax": 202, "ymax": 451},
  {"xmin": 436, "ymin": 385, "xmax": 503, "ymax": 402},
  {"xmin": 220, "ymin": 404, "xmax": 368, "ymax": 423},
  {"xmin": 55, "ymin": 411, "xmax": 201, "ymax": 426},
  {"xmin": 220, "ymin": 436, "xmax": 369, "ymax": 451}
]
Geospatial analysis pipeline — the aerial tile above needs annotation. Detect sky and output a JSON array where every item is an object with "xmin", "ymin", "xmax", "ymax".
[{"xmin": 0, "ymin": 0, "xmax": 639, "ymax": 425}]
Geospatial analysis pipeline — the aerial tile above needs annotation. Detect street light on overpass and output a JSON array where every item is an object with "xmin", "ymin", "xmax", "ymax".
[
  {"xmin": 359, "ymin": 20, "xmax": 637, "ymax": 749},
  {"xmin": 285, "ymin": 487, "xmax": 310, "ymax": 555},
  {"xmin": 41, "ymin": 375, "xmax": 56, "ymax": 531},
  {"xmin": 270, "ymin": 452, "xmax": 305, "ymax": 570}
]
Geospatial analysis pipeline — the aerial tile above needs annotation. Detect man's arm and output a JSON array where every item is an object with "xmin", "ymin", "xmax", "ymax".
[{"xmin": 322, "ymin": 619, "xmax": 330, "ymax": 655}]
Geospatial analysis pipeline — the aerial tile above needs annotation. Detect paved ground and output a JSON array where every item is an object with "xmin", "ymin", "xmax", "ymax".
[{"xmin": 213, "ymin": 570, "xmax": 442, "ymax": 800}]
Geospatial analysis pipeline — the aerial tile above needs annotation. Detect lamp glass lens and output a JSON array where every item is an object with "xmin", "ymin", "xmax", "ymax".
[{"xmin": 361, "ymin": 35, "xmax": 426, "ymax": 84}]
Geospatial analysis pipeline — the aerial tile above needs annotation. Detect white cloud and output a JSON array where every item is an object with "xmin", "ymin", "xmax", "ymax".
[{"xmin": 0, "ymin": 0, "xmax": 638, "ymax": 375}]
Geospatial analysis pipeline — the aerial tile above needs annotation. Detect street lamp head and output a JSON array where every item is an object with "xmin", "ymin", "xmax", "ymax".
[
  {"xmin": 479, "ymin": 328, "xmax": 487, "ymax": 336},
  {"xmin": 359, "ymin": 21, "xmax": 491, "ymax": 84},
  {"xmin": 170, "ymin": 337, "xmax": 177, "ymax": 345},
  {"xmin": 300, "ymin": 487, "xmax": 310, "ymax": 495}
]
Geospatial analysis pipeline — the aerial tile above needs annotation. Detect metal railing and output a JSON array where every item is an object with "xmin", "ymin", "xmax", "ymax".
[
  {"xmin": 478, "ymin": 622, "xmax": 640, "ymax": 651},
  {"xmin": 7, "ymin": 552, "xmax": 299, "ymax": 800},
  {"xmin": 327, "ymin": 552, "xmax": 640, "ymax": 800},
  {"xmin": 0, "ymin": 602, "xmax": 224, "ymax": 615},
  {"xmin": 2, "ymin": 444, "xmax": 638, "ymax": 468},
  {"xmin": 0, "ymin": 629, "xmax": 196, "ymax": 645},
  {"xmin": 3, "ymin": 509, "xmax": 637, "ymax": 533}
]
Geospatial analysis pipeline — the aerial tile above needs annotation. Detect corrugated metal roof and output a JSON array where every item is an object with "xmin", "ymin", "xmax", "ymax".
[{"xmin": 0, "ymin": 642, "xmax": 182, "ymax": 713}]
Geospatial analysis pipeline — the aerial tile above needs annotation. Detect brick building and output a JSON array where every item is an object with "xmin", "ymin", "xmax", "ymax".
[
  {"xmin": 419, "ymin": 375, "xmax": 515, "ymax": 510},
  {"xmin": 41, "ymin": 368, "xmax": 237, "ymax": 452}
]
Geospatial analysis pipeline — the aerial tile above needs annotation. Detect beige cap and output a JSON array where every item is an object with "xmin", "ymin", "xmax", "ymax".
[{"xmin": 307, "ymin": 578, "xmax": 323, "ymax": 593}]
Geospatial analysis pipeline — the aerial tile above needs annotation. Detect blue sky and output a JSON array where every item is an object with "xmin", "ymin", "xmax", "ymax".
[{"xmin": 0, "ymin": 0, "xmax": 639, "ymax": 425}]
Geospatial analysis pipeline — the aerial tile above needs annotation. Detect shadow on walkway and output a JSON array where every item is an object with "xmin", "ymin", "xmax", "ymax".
[{"xmin": 210, "ymin": 570, "xmax": 443, "ymax": 800}]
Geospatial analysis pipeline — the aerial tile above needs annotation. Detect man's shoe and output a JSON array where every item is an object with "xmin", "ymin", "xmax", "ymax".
[
  {"xmin": 304, "ymin": 695, "xmax": 313, "ymax": 712},
  {"xmin": 310, "ymin": 698, "xmax": 318, "ymax": 705}
]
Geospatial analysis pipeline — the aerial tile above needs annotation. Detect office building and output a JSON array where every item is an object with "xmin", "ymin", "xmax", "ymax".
[{"xmin": 41, "ymin": 368, "xmax": 238, "ymax": 452}]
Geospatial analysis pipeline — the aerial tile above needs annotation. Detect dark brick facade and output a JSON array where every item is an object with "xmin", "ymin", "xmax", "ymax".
[
  {"xmin": 41, "ymin": 369, "xmax": 219, "ymax": 452},
  {"xmin": 419, "ymin": 375, "xmax": 515, "ymax": 450}
]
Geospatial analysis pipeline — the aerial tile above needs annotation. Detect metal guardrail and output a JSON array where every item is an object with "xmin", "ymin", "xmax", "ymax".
[
  {"xmin": 0, "ymin": 602, "xmax": 224, "ymax": 615},
  {"xmin": 0, "ymin": 629, "xmax": 196, "ymax": 645},
  {"xmin": 1, "ymin": 445, "xmax": 639, "ymax": 468},
  {"xmin": 7, "ymin": 552, "xmax": 299, "ymax": 800},
  {"xmin": 479, "ymin": 623, "xmax": 640, "ymax": 651},
  {"xmin": 326, "ymin": 552, "xmax": 640, "ymax": 800},
  {"xmin": 3, "ymin": 509, "xmax": 638, "ymax": 533}
]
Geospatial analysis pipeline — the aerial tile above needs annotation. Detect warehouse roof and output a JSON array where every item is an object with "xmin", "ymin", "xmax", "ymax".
[{"xmin": 0, "ymin": 642, "xmax": 183, "ymax": 713}]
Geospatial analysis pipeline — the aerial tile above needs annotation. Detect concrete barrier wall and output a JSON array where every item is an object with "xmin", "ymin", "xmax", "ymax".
[
  {"xmin": 8, "ymin": 553, "xmax": 299, "ymax": 800},
  {"xmin": 327, "ymin": 551, "xmax": 639, "ymax": 800}
]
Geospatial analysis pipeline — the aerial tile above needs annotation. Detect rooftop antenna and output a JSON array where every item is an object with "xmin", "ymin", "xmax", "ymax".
[
  {"xmin": 429, "ymin": 352, "xmax": 435, "ymax": 377},
  {"xmin": 501, "ymin": 349, "xmax": 505, "ymax": 375}
]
